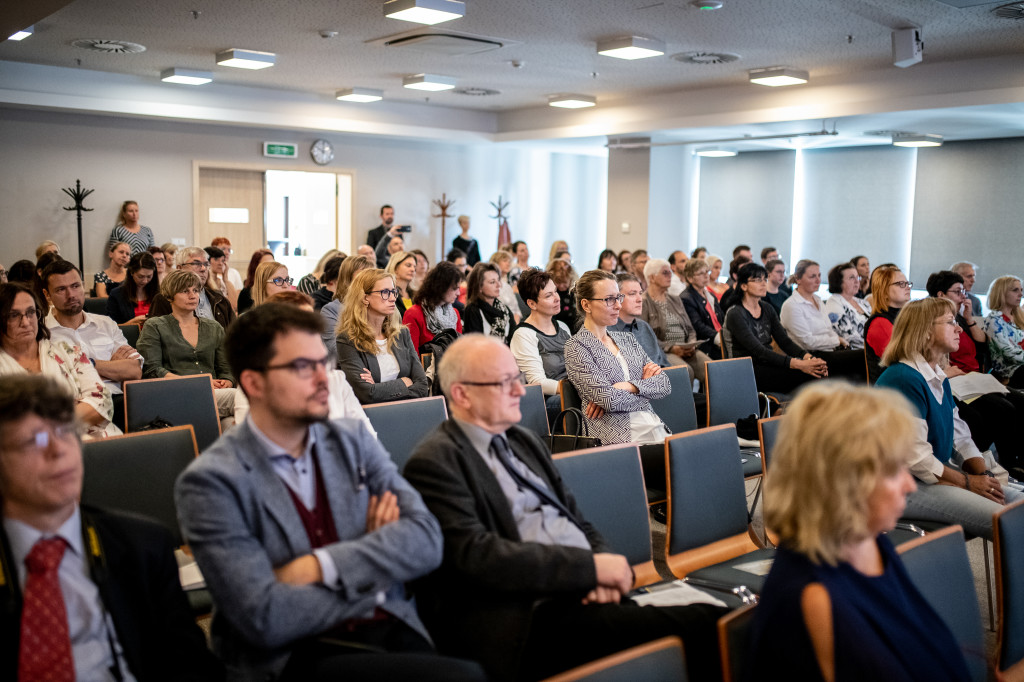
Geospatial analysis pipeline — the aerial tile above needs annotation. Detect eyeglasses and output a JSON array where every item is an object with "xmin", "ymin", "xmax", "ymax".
[
  {"xmin": 263, "ymin": 356, "xmax": 331, "ymax": 378},
  {"xmin": 184, "ymin": 261, "xmax": 209, "ymax": 270},
  {"xmin": 934, "ymin": 318, "xmax": 960, "ymax": 328},
  {"xmin": 946, "ymin": 288, "xmax": 966, "ymax": 297},
  {"xmin": 891, "ymin": 280, "xmax": 914, "ymax": 289},
  {"xmin": 745, "ymin": 276, "xmax": 767, "ymax": 283},
  {"xmin": 369, "ymin": 288, "xmax": 400, "ymax": 301},
  {"xmin": 268, "ymin": 277, "xmax": 294, "ymax": 287},
  {"xmin": 586, "ymin": 294, "xmax": 625, "ymax": 307},
  {"xmin": 458, "ymin": 371, "xmax": 527, "ymax": 393},
  {"xmin": 7, "ymin": 308, "xmax": 39, "ymax": 323},
  {"xmin": 12, "ymin": 422, "xmax": 80, "ymax": 455}
]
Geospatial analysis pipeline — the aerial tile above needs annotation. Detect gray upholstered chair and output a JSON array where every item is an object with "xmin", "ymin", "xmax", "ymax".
[
  {"xmin": 993, "ymin": 499, "xmax": 1024, "ymax": 681},
  {"xmin": 363, "ymin": 395, "xmax": 448, "ymax": 472}
]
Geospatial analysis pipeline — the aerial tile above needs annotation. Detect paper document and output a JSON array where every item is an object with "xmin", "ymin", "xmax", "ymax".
[
  {"xmin": 733, "ymin": 558, "xmax": 774, "ymax": 576},
  {"xmin": 631, "ymin": 580, "xmax": 728, "ymax": 608},
  {"xmin": 948, "ymin": 372, "xmax": 1009, "ymax": 401}
]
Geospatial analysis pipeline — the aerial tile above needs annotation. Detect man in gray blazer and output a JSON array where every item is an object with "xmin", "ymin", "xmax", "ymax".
[{"xmin": 175, "ymin": 304, "xmax": 483, "ymax": 682}]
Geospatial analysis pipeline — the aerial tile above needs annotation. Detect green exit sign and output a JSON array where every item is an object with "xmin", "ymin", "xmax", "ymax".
[{"xmin": 263, "ymin": 142, "xmax": 297, "ymax": 158}]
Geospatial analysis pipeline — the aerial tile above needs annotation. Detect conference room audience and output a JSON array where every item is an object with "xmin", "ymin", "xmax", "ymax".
[
  {"xmin": 137, "ymin": 269, "xmax": 235, "ymax": 426},
  {"xmin": 35, "ymin": 239, "xmax": 60, "ymax": 258},
  {"xmin": 763, "ymin": 258, "xmax": 792, "ymax": 314},
  {"xmin": 864, "ymin": 264, "xmax": 911, "ymax": 382},
  {"xmin": 851, "ymin": 255, "xmax": 872, "ymax": 298},
  {"xmin": 411, "ymin": 248, "xmax": 430, "ymax": 291},
  {"xmin": 489, "ymin": 250, "xmax": 522, "ymax": 322},
  {"xmin": 982, "ymin": 275, "xmax": 1024, "ymax": 388},
  {"xmin": 311, "ymin": 255, "xmax": 344, "ymax": 312},
  {"xmin": 94, "ymin": 241, "xmax": 131, "ymax": 297},
  {"xmin": 545, "ymin": 258, "xmax": 577, "ymax": 331},
  {"xmin": 680, "ymin": 257, "xmax": 724, "ymax": 360},
  {"xmin": 951, "ymin": 261, "xmax": 983, "ymax": 317},
  {"xmin": 105, "ymin": 251, "xmax": 158, "ymax": 324},
  {"xmin": 403, "ymin": 261, "xmax": 464, "ymax": 353},
  {"xmin": 322, "ymin": 255, "xmax": 373, "ymax": 369},
  {"xmin": 548, "ymin": 239, "xmax": 570, "ymax": 265},
  {"xmin": 0, "ymin": 283, "xmax": 119, "ymax": 439},
  {"xmin": 161, "ymin": 242, "xmax": 178, "ymax": 268},
  {"xmin": 236, "ymin": 248, "xmax": 274, "ymax": 313},
  {"xmin": 724, "ymin": 263, "xmax": 827, "ymax": 394},
  {"xmin": 615, "ymin": 249, "xmax": 632, "ymax": 274},
  {"xmin": 210, "ymin": 236, "xmax": 244, "ymax": 290},
  {"xmin": 250, "ymin": 261, "xmax": 292, "ymax": 309},
  {"xmin": 876, "ymin": 297, "xmax": 1023, "ymax": 540},
  {"xmin": 629, "ymin": 249, "xmax": 649, "ymax": 291},
  {"xmin": 641, "ymin": 258, "xmax": 708, "ymax": 386},
  {"xmin": 337, "ymin": 268, "xmax": 429, "ymax": 404},
  {"xmin": 148, "ymin": 245, "xmax": 169, "ymax": 283},
  {"xmin": 297, "ymin": 248, "xmax": 342, "ymax": 295},
  {"xmin": 463, "ymin": 262, "xmax": 516, "ymax": 344},
  {"xmin": 108, "ymin": 200, "xmax": 156, "ymax": 255},
  {"xmin": 205, "ymin": 245, "xmax": 239, "ymax": 310},
  {"xmin": 749, "ymin": 381, "xmax": 974, "ymax": 681},
  {"xmin": 385, "ymin": 251, "xmax": 417, "ymax": 319},
  {"xmin": 147, "ymin": 246, "xmax": 237, "ymax": 330},
  {"xmin": 823, "ymin": 262, "xmax": 871, "ymax": 349},
  {"xmin": 718, "ymin": 255, "xmax": 752, "ymax": 314},
  {"xmin": 376, "ymin": 234, "xmax": 406, "ymax": 269}
]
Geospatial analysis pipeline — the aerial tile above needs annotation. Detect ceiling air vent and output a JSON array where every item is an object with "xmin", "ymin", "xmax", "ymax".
[
  {"xmin": 453, "ymin": 87, "xmax": 500, "ymax": 96},
  {"xmin": 384, "ymin": 32, "xmax": 503, "ymax": 56},
  {"xmin": 72, "ymin": 39, "xmax": 146, "ymax": 54},
  {"xmin": 993, "ymin": 2, "xmax": 1024, "ymax": 18},
  {"xmin": 671, "ymin": 51, "xmax": 741, "ymax": 65}
]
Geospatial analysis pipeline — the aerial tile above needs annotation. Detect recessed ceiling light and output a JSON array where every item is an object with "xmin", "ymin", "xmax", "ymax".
[
  {"xmin": 336, "ymin": 87, "xmax": 384, "ymax": 102},
  {"xmin": 216, "ymin": 48, "xmax": 276, "ymax": 70},
  {"xmin": 748, "ymin": 66, "xmax": 808, "ymax": 87},
  {"xmin": 597, "ymin": 36, "xmax": 665, "ymax": 60},
  {"xmin": 384, "ymin": 0, "xmax": 465, "ymax": 25},
  {"xmin": 548, "ymin": 94, "xmax": 597, "ymax": 109},
  {"xmin": 691, "ymin": 0, "xmax": 724, "ymax": 9},
  {"xmin": 695, "ymin": 147, "xmax": 737, "ymax": 157},
  {"xmin": 402, "ymin": 74, "xmax": 457, "ymax": 91},
  {"xmin": 160, "ymin": 68, "xmax": 213, "ymax": 85},
  {"xmin": 892, "ymin": 132, "xmax": 943, "ymax": 147},
  {"xmin": 8, "ymin": 25, "xmax": 33, "ymax": 41}
]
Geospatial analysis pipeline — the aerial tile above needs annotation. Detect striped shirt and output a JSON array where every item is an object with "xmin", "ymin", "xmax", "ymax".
[{"xmin": 108, "ymin": 224, "xmax": 155, "ymax": 255}]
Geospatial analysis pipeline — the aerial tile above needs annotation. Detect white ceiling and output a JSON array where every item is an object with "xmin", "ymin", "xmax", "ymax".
[{"xmin": 2, "ymin": 0, "xmax": 1023, "ymax": 149}]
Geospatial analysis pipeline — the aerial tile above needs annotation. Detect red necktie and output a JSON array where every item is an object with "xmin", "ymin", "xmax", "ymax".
[
  {"xmin": 705, "ymin": 295, "xmax": 722, "ymax": 332},
  {"xmin": 19, "ymin": 537, "xmax": 75, "ymax": 682}
]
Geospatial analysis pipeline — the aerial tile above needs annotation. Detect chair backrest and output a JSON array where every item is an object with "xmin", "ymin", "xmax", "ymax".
[
  {"xmin": 756, "ymin": 415, "xmax": 784, "ymax": 475},
  {"xmin": 124, "ymin": 374, "xmax": 221, "ymax": 453},
  {"xmin": 83, "ymin": 297, "xmax": 108, "ymax": 315},
  {"xmin": 553, "ymin": 443, "xmax": 658, "ymax": 587},
  {"xmin": 363, "ymin": 395, "xmax": 448, "ymax": 471},
  {"xmin": 118, "ymin": 323, "xmax": 141, "ymax": 348},
  {"xmin": 718, "ymin": 603, "xmax": 756, "ymax": 682},
  {"xmin": 519, "ymin": 383, "xmax": 550, "ymax": 438},
  {"xmin": 543, "ymin": 636, "xmax": 687, "ymax": 682},
  {"xmin": 666, "ymin": 424, "xmax": 750, "ymax": 557},
  {"xmin": 649, "ymin": 366, "xmax": 698, "ymax": 434},
  {"xmin": 81, "ymin": 425, "xmax": 198, "ymax": 546},
  {"xmin": 993, "ymin": 499, "xmax": 1024, "ymax": 677},
  {"xmin": 897, "ymin": 525, "xmax": 987, "ymax": 682},
  {"xmin": 705, "ymin": 358, "xmax": 759, "ymax": 428}
]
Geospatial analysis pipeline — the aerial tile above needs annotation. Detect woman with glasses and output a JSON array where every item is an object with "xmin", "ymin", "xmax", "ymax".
[
  {"xmin": 250, "ymin": 261, "xmax": 292, "ymax": 309},
  {"xmin": 403, "ymin": 261, "xmax": 464, "ymax": 353},
  {"xmin": 864, "ymin": 265, "xmax": 912, "ymax": 382},
  {"xmin": 236, "ymin": 249, "xmax": 274, "ymax": 314},
  {"xmin": 822, "ymin": 262, "xmax": 871, "ymax": 349},
  {"xmin": 724, "ymin": 262, "xmax": 827, "ymax": 394},
  {"xmin": 337, "ymin": 268, "xmax": 428, "ymax": 404},
  {"xmin": 204, "ymin": 245, "xmax": 239, "ymax": 311},
  {"xmin": 877, "ymin": 298, "xmax": 1024, "ymax": 539},
  {"xmin": 106, "ymin": 252, "xmax": 159, "ymax": 324},
  {"xmin": 0, "ymin": 283, "xmax": 119, "ymax": 439},
  {"xmin": 147, "ymin": 246, "xmax": 168, "ymax": 283},
  {"xmin": 680, "ymin": 257, "xmax": 724, "ymax": 360},
  {"xmin": 463, "ymin": 262, "xmax": 516, "ymax": 345},
  {"xmin": 982, "ymin": 275, "xmax": 1024, "ymax": 388},
  {"xmin": 94, "ymin": 241, "xmax": 131, "ymax": 298}
]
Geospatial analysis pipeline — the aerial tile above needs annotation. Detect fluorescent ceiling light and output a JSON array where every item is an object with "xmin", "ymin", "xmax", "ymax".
[
  {"xmin": 216, "ymin": 48, "xmax": 276, "ymax": 70},
  {"xmin": 384, "ymin": 0, "xmax": 465, "ymax": 25},
  {"xmin": 892, "ymin": 132, "xmax": 943, "ymax": 148},
  {"xmin": 597, "ymin": 36, "xmax": 665, "ymax": 60},
  {"xmin": 403, "ymin": 73, "xmax": 456, "ymax": 91},
  {"xmin": 336, "ymin": 87, "xmax": 384, "ymax": 102},
  {"xmin": 161, "ymin": 68, "xmax": 213, "ymax": 85},
  {"xmin": 8, "ymin": 26, "xmax": 33, "ymax": 41},
  {"xmin": 695, "ymin": 147, "xmax": 737, "ymax": 157},
  {"xmin": 748, "ymin": 66, "xmax": 808, "ymax": 87},
  {"xmin": 548, "ymin": 94, "xmax": 597, "ymax": 109}
]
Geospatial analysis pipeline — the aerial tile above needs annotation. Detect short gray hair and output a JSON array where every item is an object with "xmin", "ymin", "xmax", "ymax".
[
  {"xmin": 437, "ymin": 334, "xmax": 507, "ymax": 400},
  {"xmin": 643, "ymin": 258, "xmax": 670, "ymax": 281},
  {"xmin": 175, "ymin": 246, "xmax": 207, "ymax": 268},
  {"xmin": 949, "ymin": 261, "xmax": 977, "ymax": 276}
]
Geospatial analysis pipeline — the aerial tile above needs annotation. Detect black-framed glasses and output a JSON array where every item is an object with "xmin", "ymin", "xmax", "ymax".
[
  {"xmin": 891, "ymin": 280, "xmax": 914, "ymax": 289},
  {"xmin": 369, "ymin": 288, "xmax": 400, "ymax": 301},
  {"xmin": 7, "ymin": 308, "xmax": 39, "ymax": 323},
  {"xmin": 745, "ymin": 276, "xmax": 767, "ymax": 283},
  {"xmin": 269, "ymin": 276, "xmax": 294, "ymax": 287},
  {"xmin": 946, "ymin": 287, "xmax": 966, "ymax": 297},
  {"xmin": 586, "ymin": 294, "xmax": 625, "ymax": 307},
  {"xmin": 458, "ymin": 371, "xmax": 526, "ymax": 393},
  {"xmin": 262, "ymin": 356, "xmax": 331, "ymax": 378},
  {"xmin": 184, "ymin": 260, "xmax": 210, "ymax": 270}
]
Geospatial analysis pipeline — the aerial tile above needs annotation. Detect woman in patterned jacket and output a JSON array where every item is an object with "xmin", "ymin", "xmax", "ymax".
[{"xmin": 981, "ymin": 275, "xmax": 1024, "ymax": 387}]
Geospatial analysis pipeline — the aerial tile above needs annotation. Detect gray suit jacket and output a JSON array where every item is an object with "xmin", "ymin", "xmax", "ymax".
[{"xmin": 175, "ymin": 418, "xmax": 442, "ymax": 681}]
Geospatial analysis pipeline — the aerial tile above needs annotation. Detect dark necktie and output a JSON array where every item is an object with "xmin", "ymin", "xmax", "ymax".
[
  {"xmin": 490, "ymin": 436, "xmax": 582, "ymax": 529},
  {"xmin": 19, "ymin": 537, "xmax": 75, "ymax": 682}
]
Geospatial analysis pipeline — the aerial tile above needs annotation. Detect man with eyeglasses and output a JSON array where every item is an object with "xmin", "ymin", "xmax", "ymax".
[
  {"xmin": 404, "ymin": 334, "xmax": 725, "ymax": 682},
  {"xmin": 175, "ymin": 303, "xmax": 483, "ymax": 682},
  {"xmin": 146, "ymin": 246, "xmax": 236, "ymax": 329},
  {"xmin": 0, "ymin": 374, "xmax": 222, "ymax": 681}
]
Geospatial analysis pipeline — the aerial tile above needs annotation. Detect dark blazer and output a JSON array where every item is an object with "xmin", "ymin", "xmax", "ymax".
[
  {"xmin": 366, "ymin": 224, "xmax": 387, "ymax": 249},
  {"xmin": 147, "ymin": 285, "xmax": 235, "ymax": 330},
  {"xmin": 403, "ymin": 421, "xmax": 608, "ymax": 680},
  {"xmin": 681, "ymin": 285, "xmax": 724, "ymax": 357},
  {"xmin": 336, "ymin": 326, "xmax": 429, "ymax": 404},
  {"xmin": 0, "ymin": 506, "xmax": 222, "ymax": 682},
  {"xmin": 105, "ymin": 285, "xmax": 145, "ymax": 324}
]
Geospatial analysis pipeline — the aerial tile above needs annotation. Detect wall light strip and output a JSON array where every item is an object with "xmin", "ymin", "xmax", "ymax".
[
  {"xmin": 892, "ymin": 132, "xmax": 943, "ymax": 147},
  {"xmin": 216, "ymin": 48, "xmax": 276, "ymax": 70},
  {"xmin": 384, "ymin": 0, "xmax": 465, "ymax": 25}
]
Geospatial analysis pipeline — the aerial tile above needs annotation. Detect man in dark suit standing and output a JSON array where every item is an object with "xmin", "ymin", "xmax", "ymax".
[
  {"xmin": 404, "ymin": 335, "xmax": 725, "ymax": 682},
  {"xmin": 0, "ymin": 374, "xmax": 222, "ymax": 681},
  {"xmin": 366, "ymin": 204, "xmax": 395, "ymax": 250}
]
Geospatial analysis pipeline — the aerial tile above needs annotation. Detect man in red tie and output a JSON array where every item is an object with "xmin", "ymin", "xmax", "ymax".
[{"xmin": 0, "ymin": 374, "xmax": 221, "ymax": 681}]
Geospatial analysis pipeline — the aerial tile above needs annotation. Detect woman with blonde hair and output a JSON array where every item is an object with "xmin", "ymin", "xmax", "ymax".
[
  {"xmin": 705, "ymin": 254, "xmax": 729, "ymax": 300},
  {"xmin": 321, "ymin": 256, "xmax": 373, "ymax": 367},
  {"xmin": 385, "ymin": 250, "xmax": 417, "ymax": 319},
  {"xmin": 336, "ymin": 268, "xmax": 428, "ymax": 404},
  {"xmin": 250, "ymin": 261, "xmax": 292, "ymax": 308},
  {"xmin": 749, "ymin": 382, "xmax": 972, "ymax": 681},
  {"xmin": 982, "ymin": 275, "xmax": 1024, "ymax": 386},
  {"xmin": 548, "ymin": 239, "xmax": 569, "ymax": 265},
  {"xmin": 35, "ymin": 240, "xmax": 60, "ymax": 259},
  {"xmin": 877, "ymin": 297, "xmax": 1023, "ymax": 539}
]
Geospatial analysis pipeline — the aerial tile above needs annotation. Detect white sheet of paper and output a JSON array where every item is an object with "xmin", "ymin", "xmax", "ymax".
[
  {"xmin": 948, "ymin": 372, "xmax": 1009, "ymax": 401},
  {"xmin": 631, "ymin": 580, "xmax": 728, "ymax": 608},
  {"xmin": 732, "ymin": 558, "xmax": 774, "ymax": 576}
]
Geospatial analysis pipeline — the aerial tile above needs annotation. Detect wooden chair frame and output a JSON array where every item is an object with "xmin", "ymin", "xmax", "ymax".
[
  {"xmin": 542, "ymin": 636, "xmax": 684, "ymax": 682},
  {"xmin": 718, "ymin": 603, "xmax": 757, "ymax": 682}
]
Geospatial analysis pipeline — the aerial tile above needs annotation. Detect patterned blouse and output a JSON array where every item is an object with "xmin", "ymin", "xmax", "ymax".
[
  {"xmin": 94, "ymin": 270, "xmax": 124, "ymax": 294},
  {"xmin": 108, "ymin": 224, "xmax": 156, "ymax": 255},
  {"xmin": 981, "ymin": 311, "xmax": 1024, "ymax": 380},
  {"xmin": 823, "ymin": 294, "xmax": 871, "ymax": 350}
]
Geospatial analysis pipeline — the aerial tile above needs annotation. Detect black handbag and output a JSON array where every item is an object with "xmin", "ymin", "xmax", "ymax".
[{"xmin": 546, "ymin": 408, "xmax": 601, "ymax": 454}]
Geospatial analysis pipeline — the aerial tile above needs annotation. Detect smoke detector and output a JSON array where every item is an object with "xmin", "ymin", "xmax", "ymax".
[
  {"xmin": 72, "ymin": 39, "xmax": 146, "ymax": 54},
  {"xmin": 672, "ymin": 51, "xmax": 740, "ymax": 65}
]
